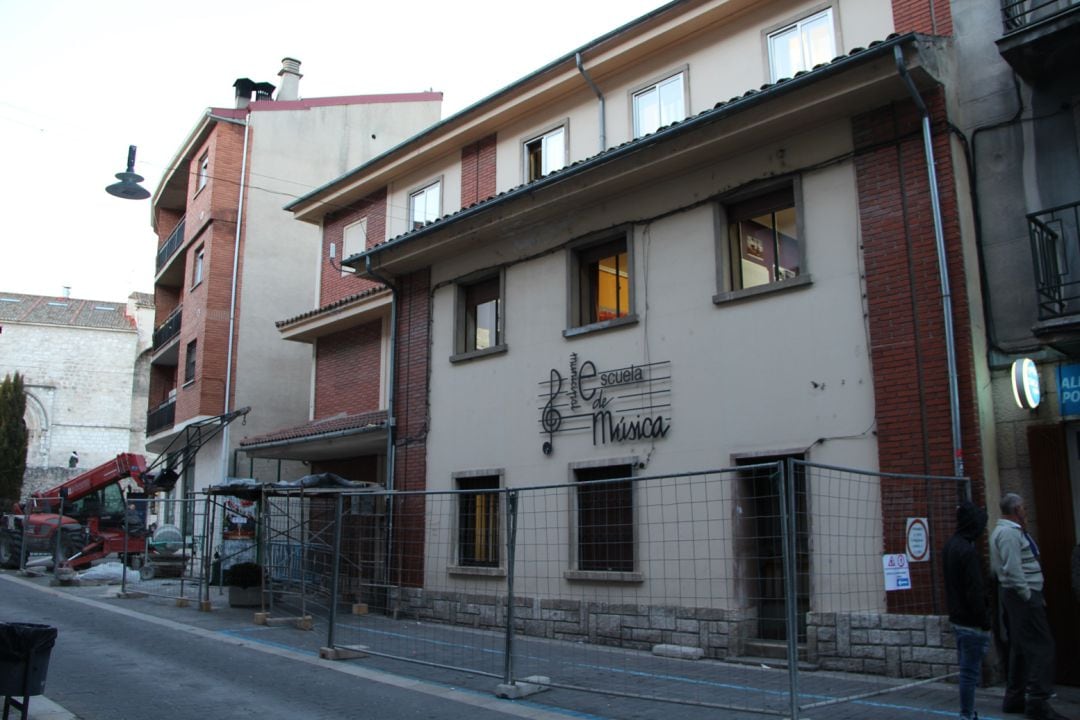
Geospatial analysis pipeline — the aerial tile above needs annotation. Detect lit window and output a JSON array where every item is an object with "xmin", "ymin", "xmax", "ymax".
[
  {"xmin": 767, "ymin": 8, "xmax": 836, "ymax": 82},
  {"xmin": 524, "ymin": 126, "xmax": 566, "ymax": 182},
  {"xmin": 463, "ymin": 276, "xmax": 500, "ymax": 352},
  {"xmin": 575, "ymin": 465, "xmax": 634, "ymax": 572},
  {"xmin": 571, "ymin": 234, "xmax": 632, "ymax": 328},
  {"xmin": 632, "ymin": 72, "xmax": 685, "ymax": 138},
  {"xmin": 341, "ymin": 219, "xmax": 366, "ymax": 276},
  {"xmin": 184, "ymin": 340, "xmax": 197, "ymax": 383},
  {"xmin": 726, "ymin": 186, "xmax": 801, "ymax": 291},
  {"xmin": 197, "ymin": 152, "xmax": 209, "ymax": 192},
  {"xmin": 457, "ymin": 476, "xmax": 500, "ymax": 567},
  {"xmin": 409, "ymin": 181, "xmax": 441, "ymax": 230}
]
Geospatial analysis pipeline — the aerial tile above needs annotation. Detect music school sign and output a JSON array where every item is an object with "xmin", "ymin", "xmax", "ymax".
[{"xmin": 537, "ymin": 354, "xmax": 672, "ymax": 454}]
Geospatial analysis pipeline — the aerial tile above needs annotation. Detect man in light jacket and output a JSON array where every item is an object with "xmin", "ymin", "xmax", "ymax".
[{"xmin": 989, "ymin": 493, "xmax": 1068, "ymax": 720}]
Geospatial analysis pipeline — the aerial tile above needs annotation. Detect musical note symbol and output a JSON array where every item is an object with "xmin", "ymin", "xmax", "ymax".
[{"xmin": 542, "ymin": 369, "xmax": 564, "ymax": 443}]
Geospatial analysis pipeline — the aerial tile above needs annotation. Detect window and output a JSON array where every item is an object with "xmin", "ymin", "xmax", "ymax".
[
  {"xmin": 725, "ymin": 185, "xmax": 801, "ymax": 291},
  {"xmin": 184, "ymin": 340, "xmax": 197, "ymax": 383},
  {"xmin": 767, "ymin": 8, "xmax": 836, "ymax": 82},
  {"xmin": 569, "ymin": 231, "xmax": 633, "ymax": 330},
  {"xmin": 575, "ymin": 465, "xmax": 634, "ymax": 572},
  {"xmin": 341, "ymin": 219, "xmax": 366, "ymax": 276},
  {"xmin": 192, "ymin": 246, "xmax": 205, "ymax": 286},
  {"xmin": 632, "ymin": 72, "xmax": 685, "ymax": 138},
  {"xmin": 524, "ymin": 125, "xmax": 566, "ymax": 182},
  {"xmin": 409, "ymin": 181, "xmax": 441, "ymax": 230},
  {"xmin": 197, "ymin": 152, "xmax": 209, "ymax": 192},
  {"xmin": 457, "ymin": 476, "xmax": 500, "ymax": 567},
  {"xmin": 460, "ymin": 275, "xmax": 501, "ymax": 353}
]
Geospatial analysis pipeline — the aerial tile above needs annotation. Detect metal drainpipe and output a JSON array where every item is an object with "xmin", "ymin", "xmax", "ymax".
[
  {"xmin": 365, "ymin": 256, "xmax": 398, "ymax": 589},
  {"xmin": 576, "ymin": 52, "xmax": 606, "ymax": 151},
  {"xmin": 894, "ymin": 45, "xmax": 965, "ymax": 480},
  {"xmin": 220, "ymin": 112, "xmax": 250, "ymax": 482}
]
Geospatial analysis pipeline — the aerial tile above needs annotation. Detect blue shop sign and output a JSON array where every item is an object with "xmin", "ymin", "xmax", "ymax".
[{"xmin": 1058, "ymin": 364, "xmax": 1080, "ymax": 416}]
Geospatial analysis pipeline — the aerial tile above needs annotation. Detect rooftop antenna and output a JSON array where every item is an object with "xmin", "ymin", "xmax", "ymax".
[{"xmin": 105, "ymin": 145, "xmax": 150, "ymax": 200}]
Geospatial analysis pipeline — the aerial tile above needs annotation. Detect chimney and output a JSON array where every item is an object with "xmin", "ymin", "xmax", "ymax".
[
  {"xmin": 277, "ymin": 57, "xmax": 302, "ymax": 101},
  {"xmin": 62, "ymin": 286, "xmax": 71, "ymax": 299},
  {"xmin": 233, "ymin": 78, "xmax": 256, "ymax": 109}
]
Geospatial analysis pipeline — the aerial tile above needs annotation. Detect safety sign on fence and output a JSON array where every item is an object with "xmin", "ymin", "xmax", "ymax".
[{"xmin": 882, "ymin": 553, "xmax": 911, "ymax": 591}]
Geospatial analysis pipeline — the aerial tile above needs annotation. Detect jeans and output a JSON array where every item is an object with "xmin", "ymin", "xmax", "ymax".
[{"xmin": 953, "ymin": 624, "xmax": 990, "ymax": 720}]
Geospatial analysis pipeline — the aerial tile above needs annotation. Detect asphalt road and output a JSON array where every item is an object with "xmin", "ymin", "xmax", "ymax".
[{"xmin": 0, "ymin": 576, "xmax": 576, "ymax": 720}]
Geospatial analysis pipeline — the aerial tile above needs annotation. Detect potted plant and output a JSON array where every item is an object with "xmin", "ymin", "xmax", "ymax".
[{"xmin": 223, "ymin": 562, "xmax": 262, "ymax": 607}]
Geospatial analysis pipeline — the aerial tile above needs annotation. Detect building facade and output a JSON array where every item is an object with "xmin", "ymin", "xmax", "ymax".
[
  {"xmin": 147, "ymin": 58, "xmax": 441, "ymax": 509},
  {"xmin": 275, "ymin": 0, "xmax": 1018, "ymax": 674},
  {"xmin": 0, "ymin": 291, "xmax": 153, "ymax": 494}
]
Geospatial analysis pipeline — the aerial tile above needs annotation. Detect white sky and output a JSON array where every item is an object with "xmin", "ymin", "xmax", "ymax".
[{"xmin": 0, "ymin": 0, "xmax": 666, "ymax": 303}]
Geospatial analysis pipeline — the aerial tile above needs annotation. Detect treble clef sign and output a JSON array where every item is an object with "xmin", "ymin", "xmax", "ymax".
[{"xmin": 542, "ymin": 369, "xmax": 564, "ymax": 455}]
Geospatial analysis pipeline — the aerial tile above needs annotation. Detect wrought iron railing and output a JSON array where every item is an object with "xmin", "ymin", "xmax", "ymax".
[
  {"xmin": 1002, "ymin": 0, "xmax": 1080, "ymax": 31},
  {"xmin": 156, "ymin": 217, "xmax": 186, "ymax": 273},
  {"xmin": 1029, "ymin": 199, "xmax": 1080, "ymax": 320},
  {"xmin": 152, "ymin": 306, "xmax": 182, "ymax": 350},
  {"xmin": 146, "ymin": 399, "xmax": 176, "ymax": 435}
]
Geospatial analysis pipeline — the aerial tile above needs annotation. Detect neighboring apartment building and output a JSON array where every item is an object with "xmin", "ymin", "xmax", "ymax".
[
  {"xmin": 147, "ymin": 58, "xmax": 441, "ymax": 513},
  {"xmin": 949, "ymin": 0, "xmax": 1080, "ymax": 684},
  {"xmin": 274, "ymin": 0, "xmax": 1010, "ymax": 674},
  {"xmin": 0, "ymin": 290, "xmax": 153, "ymax": 494}
]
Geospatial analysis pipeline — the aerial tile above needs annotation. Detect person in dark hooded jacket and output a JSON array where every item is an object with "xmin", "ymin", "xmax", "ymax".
[{"xmin": 944, "ymin": 501, "xmax": 991, "ymax": 720}]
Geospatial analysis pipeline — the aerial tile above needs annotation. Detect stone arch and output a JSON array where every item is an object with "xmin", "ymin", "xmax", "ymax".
[{"xmin": 22, "ymin": 390, "xmax": 49, "ymax": 468}]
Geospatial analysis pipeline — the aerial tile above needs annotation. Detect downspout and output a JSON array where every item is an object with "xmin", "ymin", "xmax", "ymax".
[
  {"xmin": 894, "ymin": 46, "xmax": 965, "ymax": 481},
  {"xmin": 220, "ymin": 112, "xmax": 250, "ymax": 481},
  {"xmin": 365, "ymin": 256, "xmax": 399, "ymax": 588},
  {"xmin": 576, "ymin": 52, "xmax": 606, "ymax": 151},
  {"xmin": 364, "ymin": 256, "xmax": 398, "ymax": 492}
]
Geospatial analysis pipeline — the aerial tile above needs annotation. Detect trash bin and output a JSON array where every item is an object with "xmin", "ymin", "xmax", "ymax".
[{"xmin": 0, "ymin": 622, "xmax": 57, "ymax": 697}]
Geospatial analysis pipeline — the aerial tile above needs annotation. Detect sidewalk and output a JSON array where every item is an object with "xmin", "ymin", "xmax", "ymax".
[{"xmin": 10, "ymin": 570, "xmax": 1080, "ymax": 720}]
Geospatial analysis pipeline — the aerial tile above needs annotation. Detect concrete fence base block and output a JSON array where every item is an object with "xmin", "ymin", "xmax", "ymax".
[
  {"xmin": 495, "ymin": 676, "xmax": 551, "ymax": 699},
  {"xmin": 652, "ymin": 644, "xmax": 705, "ymax": 660},
  {"xmin": 352, "ymin": 603, "xmax": 369, "ymax": 615},
  {"xmin": 253, "ymin": 612, "xmax": 270, "ymax": 625},
  {"xmin": 116, "ymin": 591, "xmax": 147, "ymax": 599},
  {"xmin": 175, "ymin": 598, "xmax": 190, "ymax": 608},
  {"xmin": 199, "ymin": 600, "xmax": 213, "ymax": 612},
  {"xmin": 319, "ymin": 645, "xmax": 369, "ymax": 660}
]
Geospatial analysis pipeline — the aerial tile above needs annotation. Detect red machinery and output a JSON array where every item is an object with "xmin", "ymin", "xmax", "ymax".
[{"xmin": 0, "ymin": 407, "xmax": 249, "ymax": 571}]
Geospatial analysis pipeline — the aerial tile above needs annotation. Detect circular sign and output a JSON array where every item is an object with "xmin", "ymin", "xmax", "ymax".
[
  {"xmin": 1011, "ymin": 358, "xmax": 1041, "ymax": 410},
  {"xmin": 906, "ymin": 518, "xmax": 930, "ymax": 562}
]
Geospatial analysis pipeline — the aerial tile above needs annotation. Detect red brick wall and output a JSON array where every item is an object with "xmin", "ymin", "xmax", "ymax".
[
  {"xmin": 460, "ymin": 134, "xmax": 497, "ymax": 208},
  {"xmin": 314, "ymin": 320, "xmax": 384, "ymax": 419},
  {"xmin": 320, "ymin": 190, "xmax": 387, "ymax": 306},
  {"xmin": 853, "ymin": 90, "xmax": 982, "ymax": 610},
  {"xmin": 392, "ymin": 269, "xmax": 431, "ymax": 587},
  {"xmin": 892, "ymin": 0, "xmax": 952, "ymax": 35}
]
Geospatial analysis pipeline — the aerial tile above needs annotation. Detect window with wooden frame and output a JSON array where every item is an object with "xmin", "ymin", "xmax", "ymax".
[
  {"xmin": 724, "ymin": 184, "xmax": 802, "ymax": 292},
  {"xmin": 457, "ymin": 475, "xmax": 500, "ymax": 567},
  {"xmin": 570, "ymin": 232, "xmax": 633, "ymax": 330}
]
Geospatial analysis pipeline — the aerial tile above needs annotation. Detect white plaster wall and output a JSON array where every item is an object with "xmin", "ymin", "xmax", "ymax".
[
  {"xmin": 231, "ymin": 98, "xmax": 442, "ymax": 469},
  {"xmin": 423, "ymin": 116, "xmax": 881, "ymax": 607}
]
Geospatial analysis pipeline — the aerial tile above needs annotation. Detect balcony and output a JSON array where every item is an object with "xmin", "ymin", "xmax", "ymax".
[
  {"xmin": 147, "ymin": 398, "xmax": 176, "ymax": 435},
  {"xmin": 1029, "ymin": 200, "xmax": 1080, "ymax": 350},
  {"xmin": 155, "ymin": 217, "xmax": 186, "ymax": 285},
  {"xmin": 152, "ymin": 306, "xmax": 182, "ymax": 350},
  {"xmin": 998, "ymin": 0, "xmax": 1080, "ymax": 85}
]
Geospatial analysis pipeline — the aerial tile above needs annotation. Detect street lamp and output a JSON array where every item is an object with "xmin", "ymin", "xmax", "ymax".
[{"xmin": 105, "ymin": 145, "xmax": 150, "ymax": 200}]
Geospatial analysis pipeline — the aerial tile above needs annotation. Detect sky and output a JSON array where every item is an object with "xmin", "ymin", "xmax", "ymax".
[{"xmin": 0, "ymin": 0, "xmax": 666, "ymax": 303}]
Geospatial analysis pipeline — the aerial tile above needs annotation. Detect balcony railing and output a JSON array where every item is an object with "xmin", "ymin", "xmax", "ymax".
[
  {"xmin": 147, "ymin": 398, "xmax": 176, "ymax": 435},
  {"xmin": 152, "ymin": 306, "xmax": 182, "ymax": 350},
  {"xmin": 1030, "ymin": 200, "xmax": 1080, "ymax": 320},
  {"xmin": 1002, "ymin": 0, "xmax": 1080, "ymax": 31},
  {"xmin": 156, "ymin": 217, "xmax": 186, "ymax": 273}
]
